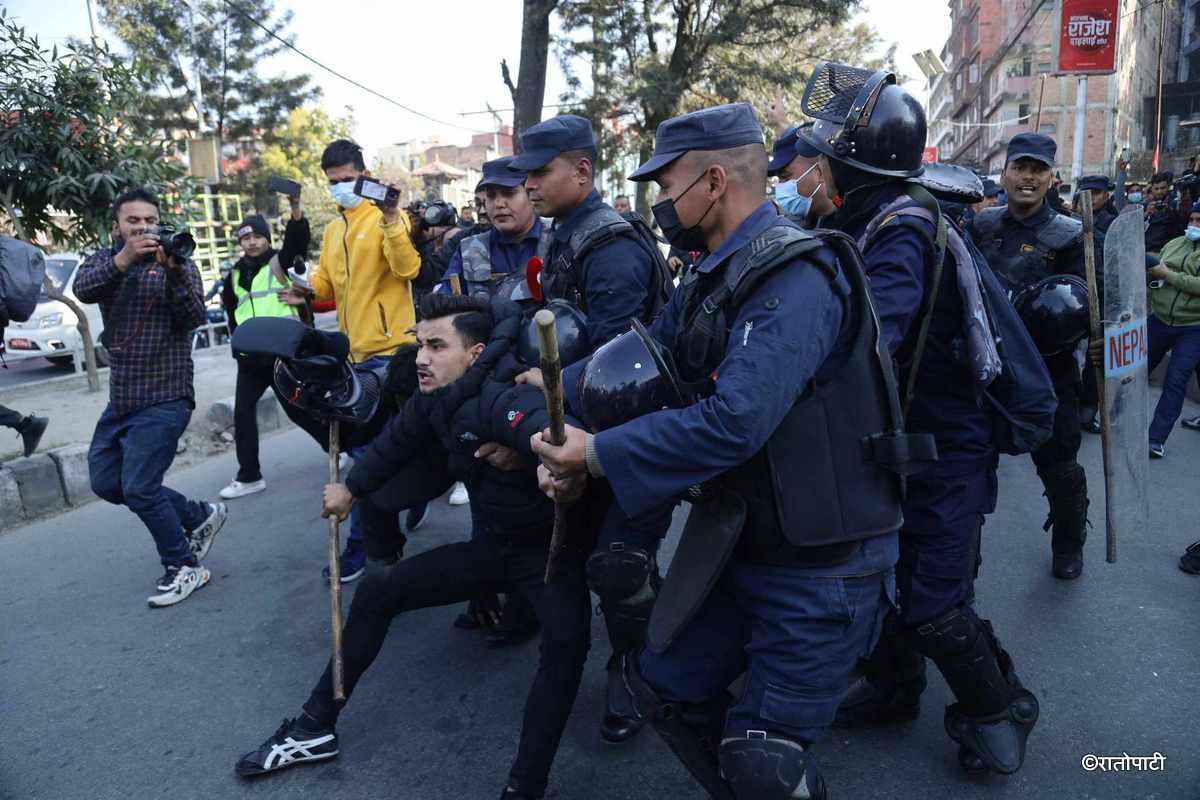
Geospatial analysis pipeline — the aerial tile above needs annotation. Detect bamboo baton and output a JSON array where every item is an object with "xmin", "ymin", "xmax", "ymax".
[
  {"xmin": 535, "ymin": 309, "xmax": 570, "ymax": 583},
  {"xmin": 449, "ymin": 274, "xmax": 462, "ymax": 296},
  {"xmin": 327, "ymin": 421, "xmax": 346, "ymax": 699},
  {"xmin": 1079, "ymin": 191, "xmax": 1116, "ymax": 563}
]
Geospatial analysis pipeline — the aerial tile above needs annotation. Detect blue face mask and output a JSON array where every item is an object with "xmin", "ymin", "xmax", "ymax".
[
  {"xmin": 330, "ymin": 180, "xmax": 363, "ymax": 209},
  {"xmin": 1186, "ymin": 226, "xmax": 1200, "ymax": 242},
  {"xmin": 1128, "ymin": 192, "xmax": 1144, "ymax": 205},
  {"xmin": 774, "ymin": 163, "xmax": 821, "ymax": 219}
]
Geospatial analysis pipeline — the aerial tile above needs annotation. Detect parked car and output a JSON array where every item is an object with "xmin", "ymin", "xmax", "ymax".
[{"xmin": 2, "ymin": 252, "xmax": 109, "ymax": 368}]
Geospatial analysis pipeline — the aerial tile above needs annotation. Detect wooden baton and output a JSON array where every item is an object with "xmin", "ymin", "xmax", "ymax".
[
  {"xmin": 449, "ymin": 274, "xmax": 462, "ymax": 296},
  {"xmin": 535, "ymin": 309, "xmax": 570, "ymax": 583},
  {"xmin": 1079, "ymin": 191, "xmax": 1116, "ymax": 563},
  {"xmin": 327, "ymin": 421, "xmax": 346, "ymax": 699}
]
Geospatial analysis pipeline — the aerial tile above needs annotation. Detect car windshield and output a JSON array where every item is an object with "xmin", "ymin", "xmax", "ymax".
[{"xmin": 39, "ymin": 258, "xmax": 77, "ymax": 300}]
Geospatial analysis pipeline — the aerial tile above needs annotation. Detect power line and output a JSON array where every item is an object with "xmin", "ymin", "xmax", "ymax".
[{"xmin": 219, "ymin": 0, "xmax": 492, "ymax": 135}]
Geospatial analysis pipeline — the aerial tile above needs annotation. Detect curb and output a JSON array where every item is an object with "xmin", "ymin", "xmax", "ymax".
[{"xmin": 0, "ymin": 393, "xmax": 292, "ymax": 526}]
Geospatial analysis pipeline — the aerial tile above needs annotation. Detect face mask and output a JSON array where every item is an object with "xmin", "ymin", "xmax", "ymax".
[
  {"xmin": 775, "ymin": 163, "xmax": 822, "ymax": 219},
  {"xmin": 1128, "ymin": 192, "xmax": 1144, "ymax": 205},
  {"xmin": 1186, "ymin": 226, "xmax": 1200, "ymax": 242},
  {"xmin": 330, "ymin": 180, "xmax": 363, "ymax": 209},
  {"xmin": 652, "ymin": 170, "xmax": 715, "ymax": 252}
]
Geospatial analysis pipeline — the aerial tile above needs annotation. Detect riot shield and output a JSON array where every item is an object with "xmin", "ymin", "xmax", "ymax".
[{"xmin": 1098, "ymin": 206, "xmax": 1149, "ymax": 561}]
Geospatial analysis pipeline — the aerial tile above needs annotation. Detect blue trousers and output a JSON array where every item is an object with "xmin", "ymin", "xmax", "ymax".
[
  {"xmin": 640, "ymin": 551, "xmax": 894, "ymax": 744},
  {"xmin": 88, "ymin": 400, "xmax": 208, "ymax": 567},
  {"xmin": 1148, "ymin": 315, "xmax": 1200, "ymax": 446}
]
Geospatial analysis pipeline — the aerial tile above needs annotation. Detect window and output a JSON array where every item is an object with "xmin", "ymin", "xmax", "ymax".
[
  {"xmin": 970, "ymin": 63, "xmax": 980, "ymax": 84},
  {"xmin": 1038, "ymin": 61, "xmax": 1052, "ymax": 73},
  {"xmin": 1018, "ymin": 103, "xmax": 1031, "ymax": 121},
  {"xmin": 1039, "ymin": 123, "xmax": 1057, "ymax": 134},
  {"xmin": 1021, "ymin": 56, "xmax": 1032, "ymax": 76}
]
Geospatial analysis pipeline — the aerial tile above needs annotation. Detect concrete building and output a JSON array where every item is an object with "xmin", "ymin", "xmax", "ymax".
[
  {"xmin": 1161, "ymin": 0, "xmax": 1200, "ymax": 172},
  {"xmin": 930, "ymin": 0, "xmax": 1183, "ymax": 183}
]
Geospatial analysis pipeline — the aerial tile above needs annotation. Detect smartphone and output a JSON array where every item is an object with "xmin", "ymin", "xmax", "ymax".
[
  {"xmin": 267, "ymin": 176, "xmax": 302, "ymax": 199},
  {"xmin": 353, "ymin": 176, "xmax": 400, "ymax": 209}
]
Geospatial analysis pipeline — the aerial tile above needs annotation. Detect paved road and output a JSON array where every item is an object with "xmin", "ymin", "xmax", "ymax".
[
  {"xmin": 0, "ymin": 354, "xmax": 80, "ymax": 389},
  {"xmin": 2, "ymin": 422, "xmax": 1197, "ymax": 800}
]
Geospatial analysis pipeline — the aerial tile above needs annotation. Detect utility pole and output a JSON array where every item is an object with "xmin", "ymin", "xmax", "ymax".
[
  {"xmin": 1152, "ymin": 0, "xmax": 1167, "ymax": 172},
  {"xmin": 84, "ymin": 0, "xmax": 100, "ymax": 41},
  {"xmin": 1072, "ymin": 75, "xmax": 1088, "ymax": 183}
]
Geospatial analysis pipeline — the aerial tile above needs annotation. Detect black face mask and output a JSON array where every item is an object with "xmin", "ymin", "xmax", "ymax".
[{"xmin": 652, "ymin": 170, "xmax": 715, "ymax": 252}]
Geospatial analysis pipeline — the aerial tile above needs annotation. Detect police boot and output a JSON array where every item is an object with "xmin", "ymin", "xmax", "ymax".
[
  {"xmin": 720, "ymin": 733, "xmax": 828, "ymax": 800},
  {"xmin": 834, "ymin": 615, "xmax": 926, "ymax": 728},
  {"xmin": 1039, "ymin": 462, "xmax": 1089, "ymax": 580},
  {"xmin": 624, "ymin": 654, "xmax": 735, "ymax": 800},
  {"xmin": 588, "ymin": 544, "xmax": 658, "ymax": 744},
  {"xmin": 906, "ymin": 607, "xmax": 1039, "ymax": 775}
]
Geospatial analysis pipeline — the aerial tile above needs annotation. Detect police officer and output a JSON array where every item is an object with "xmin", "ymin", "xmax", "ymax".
[
  {"xmin": 769, "ymin": 123, "xmax": 835, "ymax": 226},
  {"xmin": 1076, "ymin": 174, "xmax": 1118, "ymax": 434},
  {"xmin": 533, "ymin": 102, "xmax": 907, "ymax": 800},
  {"xmin": 511, "ymin": 115, "xmax": 676, "ymax": 743},
  {"xmin": 969, "ymin": 133, "xmax": 1091, "ymax": 579},
  {"xmin": 439, "ymin": 156, "xmax": 548, "ymax": 299},
  {"xmin": 798, "ymin": 63, "xmax": 1041, "ymax": 775}
]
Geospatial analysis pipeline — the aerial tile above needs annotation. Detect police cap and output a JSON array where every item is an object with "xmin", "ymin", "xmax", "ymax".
[
  {"xmin": 1076, "ymin": 174, "xmax": 1115, "ymax": 192},
  {"xmin": 478, "ymin": 156, "xmax": 526, "ymax": 189},
  {"xmin": 509, "ymin": 115, "xmax": 597, "ymax": 171},
  {"xmin": 629, "ymin": 102, "xmax": 764, "ymax": 182},
  {"xmin": 1006, "ymin": 133, "xmax": 1056, "ymax": 168},
  {"xmin": 980, "ymin": 177, "xmax": 1002, "ymax": 198}
]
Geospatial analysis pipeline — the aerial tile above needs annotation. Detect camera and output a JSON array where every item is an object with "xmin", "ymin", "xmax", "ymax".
[
  {"xmin": 143, "ymin": 225, "xmax": 196, "ymax": 260},
  {"xmin": 419, "ymin": 201, "xmax": 457, "ymax": 229},
  {"xmin": 354, "ymin": 176, "xmax": 400, "ymax": 209}
]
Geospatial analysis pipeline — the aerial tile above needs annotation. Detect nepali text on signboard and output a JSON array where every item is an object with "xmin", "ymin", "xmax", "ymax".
[{"xmin": 1055, "ymin": 0, "xmax": 1119, "ymax": 75}]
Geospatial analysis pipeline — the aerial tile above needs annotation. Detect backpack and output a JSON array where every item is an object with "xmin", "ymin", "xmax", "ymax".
[
  {"xmin": 0, "ymin": 237, "xmax": 47, "ymax": 325},
  {"xmin": 565, "ymin": 208, "xmax": 673, "ymax": 321}
]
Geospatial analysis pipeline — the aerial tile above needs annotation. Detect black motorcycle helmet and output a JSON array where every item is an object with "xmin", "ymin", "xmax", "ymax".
[
  {"xmin": 579, "ymin": 319, "xmax": 685, "ymax": 432},
  {"xmin": 798, "ymin": 62, "xmax": 927, "ymax": 179},
  {"xmin": 516, "ymin": 299, "xmax": 591, "ymax": 367},
  {"xmin": 1012, "ymin": 275, "xmax": 1091, "ymax": 356}
]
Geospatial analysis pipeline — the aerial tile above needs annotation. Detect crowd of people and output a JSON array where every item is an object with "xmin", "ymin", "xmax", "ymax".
[{"xmin": 54, "ymin": 59, "xmax": 1200, "ymax": 799}]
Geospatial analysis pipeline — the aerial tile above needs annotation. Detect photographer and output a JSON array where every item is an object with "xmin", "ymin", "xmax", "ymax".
[
  {"xmin": 407, "ymin": 200, "xmax": 461, "ymax": 300},
  {"xmin": 1145, "ymin": 201, "xmax": 1200, "ymax": 458},
  {"xmin": 74, "ymin": 188, "xmax": 227, "ymax": 608},
  {"xmin": 216, "ymin": 211, "xmax": 311, "ymax": 500},
  {"xmin": 276, "ymin": 139, "xmax": 427, "ymax": 583},
  {"xmin": 1145, "ymin": 172, "xmax": 1185, "ymax": 256}
]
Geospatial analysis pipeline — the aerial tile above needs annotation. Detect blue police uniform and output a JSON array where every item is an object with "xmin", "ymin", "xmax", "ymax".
[
  {"xmin": 582, "ymin": 102, "xmax": 898, "ymax": 800},
  {"xmin": 512, "ymin": 114, "xmax": 672, "ymax": 744},
  {"xmin": 440, "ymin": 218, "xmax": 544, "ymax": 288}
]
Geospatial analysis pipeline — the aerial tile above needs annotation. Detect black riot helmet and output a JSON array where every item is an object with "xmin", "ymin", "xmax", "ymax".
[
  {"xmin": 516, "ymin": 300, "xmax": 591, "ymax": 367},
  {"xmin": 1012, "ymin": 275, "xmax": 1091, "ymax": 356},
  {"xmin": 798, "ymin": 62, "xmax": 927, "ymax": 179},
  {"xmin": 579, "ymin": 319, "xmax": 685, "ymax": 432}
]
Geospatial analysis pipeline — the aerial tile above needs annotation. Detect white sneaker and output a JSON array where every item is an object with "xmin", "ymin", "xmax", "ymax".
[
  {"xmin": 148, "ymin": 564, "xmax": 210, "ymax": 607},
  {"xmin": 219, "ymin": 479, "xmax": 266, "ymax": 499},
  {"xmin": 189, "ymin": 502, "xmax": 228, "ymax": 561},
  {"xmin": 448, "ymin": 481, "xmax": 469, "ymax": 506}
]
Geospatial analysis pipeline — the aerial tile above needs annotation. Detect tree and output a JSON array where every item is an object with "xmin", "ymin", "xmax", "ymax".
[
  {"xmin": 555, "ymin": 0, "xmax": 898, "ymax": 215},
  {"xmin": 502, "ymin": 0, "xmax": 561, "ymax": 148},
  {"xmin": 96, "ymin": 0, "xmax": 318, "ymax": 147},
  {"xmin": 255, "ymin": 105, "xmax": 355, "ymax": 234},
  {"xmin": 0, "ymin": 12, "xmax": 191, "ymax": 390}
]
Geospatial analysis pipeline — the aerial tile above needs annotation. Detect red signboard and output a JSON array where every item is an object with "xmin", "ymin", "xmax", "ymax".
[
  {"xmin": 922, "ymin": 147, "xmax": 938, "ymax": 164},
  {"xmin": 1055, "ymin": 0, "xmax": 1120, "ymax": 74}
]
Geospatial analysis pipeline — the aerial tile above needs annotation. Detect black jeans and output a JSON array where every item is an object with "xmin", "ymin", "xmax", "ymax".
[
  {"xmin": 303, "ymin": 533, "xmax": 591, "ymax": 796},
  {"xmin": 234, "ymin": 357, "xmax": 275, "ymax": 482},
  {"xmin": 0, "ymin": 403, "xmax": 24, "ymax": 430}
]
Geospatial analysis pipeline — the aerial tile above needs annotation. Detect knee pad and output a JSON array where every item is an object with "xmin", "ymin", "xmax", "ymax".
[
  {"xmin": 719, "ymin": 734, "xmax": 827, "ymax": 800},
  {"xmin": 586, "ymin": 544, "xmax": 655, "ymax": 605}
]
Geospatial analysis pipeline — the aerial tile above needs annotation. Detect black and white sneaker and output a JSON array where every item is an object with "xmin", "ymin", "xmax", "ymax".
[
  {"xmin": 148, "ymin": 564, "xmax": 210, "ymax": 608},
  {"xmin": 189, "ymin": 502, "xmax": 227, "ymax": 561},
  {"xmin": 236, "ymin": 717, "xmax": 339, "ymax": 777}
]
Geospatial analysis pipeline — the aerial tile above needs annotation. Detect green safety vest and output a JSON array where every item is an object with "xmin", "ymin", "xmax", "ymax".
[{"xmin": 232, "ymin": 263, "xmax": 295, "ymax": 325}]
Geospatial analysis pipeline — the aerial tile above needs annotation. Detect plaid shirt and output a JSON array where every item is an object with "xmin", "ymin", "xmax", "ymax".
[{"xmin": 75, "ymin": 248, "xmax": 207, "ymax": 417}]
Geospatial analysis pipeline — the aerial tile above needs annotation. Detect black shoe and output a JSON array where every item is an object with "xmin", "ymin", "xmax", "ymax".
[
  {"xmin": 1182, "ymin": 416, "xmax": 1200, "ymax": 431},
  {"xmin": 1081, "ymin": 418, "xmax": 1101, "ymax": 434},
  {"xmin": 1180, "ymin": 541, "xmax": 1200, "ymax": 575},
  {"xmin": 832, "ymin": 671, "xmax": 925, "ymax": 728},
  {"xmin": 485, "ymin": 616, "xmax": 540, "ymax": 648},
  {"xmin": 322, "ymin": 547, "xmax": 366, "ymax": 584},
  {"xmin": 1150, "ymin": 442, "xmax": 1165, "ymax": 459},
  {"xmin": 1052, "ymin": 551, "xmax": 1084, "ymax": 580},
  {"xmin": 601, "ymin": 654, "xmax": 646, "ymax": 744},
  {"xmin": 498, "ymin": 787, "xmax": 541, "ymax": 800},
  {"xmin": 405, "ymin": 502, "xmax": 429, "ymax": 532},
  {"xmin": 235, "ymin": 717, "xmax": 339, "ymax": 777},
  {"xmin": 454, "ymin": 612, "xmax": 482, "ymax": 630},
  {"xmin": 17, "ymin": 415, "xmax": 48, "ymax": 457}
]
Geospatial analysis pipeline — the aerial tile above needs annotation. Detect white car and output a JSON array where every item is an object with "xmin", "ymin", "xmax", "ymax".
[{"xmin": 3, "ymin": 252, "xmax": 109, "ymax": 368}]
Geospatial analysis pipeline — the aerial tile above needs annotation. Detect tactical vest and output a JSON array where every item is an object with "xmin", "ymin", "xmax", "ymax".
[
  {"xmin": 675, "ymin": 220, "xmax": 924, "ymax": 560},
  {"xmin": 542, "ymin": 204, "xmax": 672, "ymax": 322},
  {"xmin": 232, "ymin": 262, "xmax": 294, "ymax": 325},
  {"xmin": 971, "ymin": 206, "xmax": 1083, "ymax": 295},
  {"xmin": 458, "ymin": 222, "xmax": 553, "ymax": 301}
]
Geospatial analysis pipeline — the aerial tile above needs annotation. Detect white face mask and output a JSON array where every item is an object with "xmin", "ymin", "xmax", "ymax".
[{"xmin": 330, "ymin": 180, "xmax": 363, "ymax": 209}]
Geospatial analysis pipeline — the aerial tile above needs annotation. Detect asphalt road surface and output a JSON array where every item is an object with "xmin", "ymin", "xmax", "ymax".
[
  {"xmin": 0, "ymin": 354, "xmax": 81, "ymax": 389},
  {"xmin": 2, "ymin": 424, "xmax": 1197, "ymax": 800}
]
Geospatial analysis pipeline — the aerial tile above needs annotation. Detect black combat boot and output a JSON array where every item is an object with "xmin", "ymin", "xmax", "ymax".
[
  {"xmin": 834, "ymin": 618, "xmax": 927, "ymax": 727},
  {"xmin": 17, "ymin": 414, "xmax": 48, "ymax": 457},
  {"xmin": 1039, "ymin": 463, "xmax": 1088, "ymax": 580}
]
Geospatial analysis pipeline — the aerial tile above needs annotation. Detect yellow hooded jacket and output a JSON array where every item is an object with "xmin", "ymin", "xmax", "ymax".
[{"xmin": 311, "ymin": 201, "xmax": 421, "ymax": 362}]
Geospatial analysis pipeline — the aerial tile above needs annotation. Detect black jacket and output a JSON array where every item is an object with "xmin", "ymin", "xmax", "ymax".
[{"xmin": 345, "ymin": 304, "xmax": 558, "ymax": 539}]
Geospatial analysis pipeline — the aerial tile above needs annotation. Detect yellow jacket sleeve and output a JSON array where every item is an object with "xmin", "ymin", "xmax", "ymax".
[
  {"xmin": 310, "ymin": 226, "xmax": 336, "ymax": 302},
  {"xmin": 381, "ymin": 214, "xmax": 421, "ymax": 282}
]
